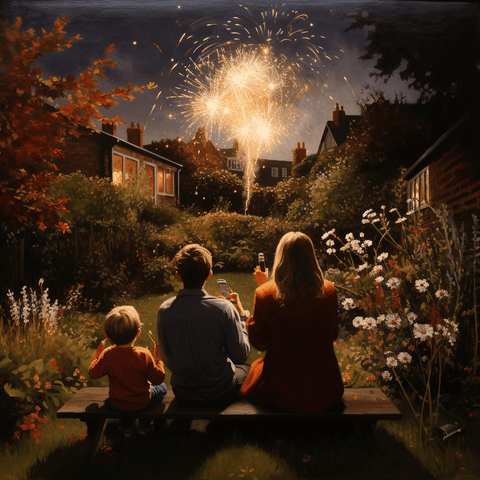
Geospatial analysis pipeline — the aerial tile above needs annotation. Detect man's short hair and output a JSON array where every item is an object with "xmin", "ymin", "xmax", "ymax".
[
  {"xmin": 174, "ymin": 244, "xmax": 212, "ymax": 289},
  {"xmin": 104, "ymin": 305, "xmax": 143, "ymax": 346}
]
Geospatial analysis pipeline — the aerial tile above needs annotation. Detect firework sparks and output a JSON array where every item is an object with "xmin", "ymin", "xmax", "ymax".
[{"xmin": 175, "ymin": 5, "xmax": 331, "ymax": 212}]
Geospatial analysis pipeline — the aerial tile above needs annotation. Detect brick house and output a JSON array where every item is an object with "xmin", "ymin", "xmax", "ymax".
[
  {"xmin": 219, "ymin": 141, "xmax": 292, "ymax": 187},
  {"xmin": 317, "ymin": 103, "xmax": 362, "ymax": 155},
  {"xmin": 59, "ymin": 122, "xmax": 182, "ymax": 206},
  {"xmin": 402, "ymin": 111, "xmax": 479, "ymax": 225}
]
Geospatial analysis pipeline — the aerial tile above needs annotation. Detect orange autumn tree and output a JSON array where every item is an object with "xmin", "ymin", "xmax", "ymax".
[{"xmin": 0, "ymin": 15, "xmax": 157, "ymax": 232}]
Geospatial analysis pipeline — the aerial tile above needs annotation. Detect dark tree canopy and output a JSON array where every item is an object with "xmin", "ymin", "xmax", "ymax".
[{"xmin": 346, "ymin": 5, "xmax": 480, "ymax": 107}]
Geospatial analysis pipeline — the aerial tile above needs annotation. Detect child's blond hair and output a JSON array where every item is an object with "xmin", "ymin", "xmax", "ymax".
[{"xmin": 104, "ymin": 306, "xmax": 143, "ymax": 346}]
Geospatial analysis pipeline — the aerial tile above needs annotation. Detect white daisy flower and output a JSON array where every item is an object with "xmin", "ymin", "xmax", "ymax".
[
  {"xmin": 405, "ymin": 312, "xmax": 417, "ymax": 324},
  {"xmin": 397, "ymin": 352, "xmax": 412, "ymax": 364},
  {"xmin": 386, "ymin": 277, "xmax": 401, "ymax": 289},
  {"xmin": 435, "ymin": 289, "xmax": 449, "ymax": 300},
  {"xmin": 342, "ymin": 298, "xmax": 355, "ymax": 310},
  {"xmin": 363, "ymin": 209, "xmax": 373, "ymax": 218},
  {"xmin": 415, "ymin": 279, "xmax": 430, "ymax": 293},
  {"xmin": 385, "ymin": 313, "xmax": 402, "ymax": 329},
  {"xmin": 382, "ymin": 371, "xmax": 392, "ymax": 381},
  {"xmin": 377, "ymin": 252, "xmax": 389, "ymax": 262},
  {"xmin": 386, "ymin": 357, "xmax": 398, "ymax": 368},
  {"xmin": 370, "ymin": 265, "xmax": 383, "ymax": 276},
  {"xmin": 363, "ymin": 317, "xmax": 376, "ymax": 329},
  {"xmin": 327, "ymin": 248, "xmax": 336, "ymax": 255},
  {"xmin": 377, "ymin": 314, "xmax": 386, "ymax": 324},
  {"xmin": 395, "ymin": 217, "xmax": 407, "ymax": 224},
  {"xmin": 345, "ymin": 233, "xmax": 354, "ymax": 241},
  {"xmin": 413, "ymin": 324, "xmax": 434, "ymax": 341},
  {"xmin": 375, "ymin": 276, "xmax": 384, "ymax": 284},
  {"xmin": 352, "ymin": 317, "xmax": 364, "ymax": 328}
]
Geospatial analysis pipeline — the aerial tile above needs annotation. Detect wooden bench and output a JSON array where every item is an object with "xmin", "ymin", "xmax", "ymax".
[{"xmin": 57, "ymin": 387, "xmax": 401, "ymax": 459}]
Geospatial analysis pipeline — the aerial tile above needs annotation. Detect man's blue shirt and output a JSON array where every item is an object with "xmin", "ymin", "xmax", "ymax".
[{"xmin": 158, "ymin": 289, "xmax": 250, "ymax": 401}]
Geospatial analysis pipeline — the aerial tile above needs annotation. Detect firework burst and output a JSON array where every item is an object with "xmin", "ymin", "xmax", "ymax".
[{"xmin": 141, "ymin": 5, "xmax": 332, "ymax": 211}]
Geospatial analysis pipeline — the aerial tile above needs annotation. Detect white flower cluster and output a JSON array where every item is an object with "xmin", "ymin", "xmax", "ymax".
[
  {"xmin": 339, "ymin": 232, "xmax": 373, "ymax": 255},
  {"xmin": 6, "ymin": 279, "xmax": 63, "ymax": 330},
  {"xmin": 342, "ymin": 298, "xmax": 356, "ymax": 310},
  {"xmin": 361, "ymin": 209, "xmax": 381, "ymax": 224},
  {"xmin": 386, "ymin": 277, "xmax": 401, "ymax": 289}
]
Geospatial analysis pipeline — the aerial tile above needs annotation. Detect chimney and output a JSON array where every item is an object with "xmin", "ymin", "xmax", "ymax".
[
  {"xmin": 332, "ymin": 103, "xmax": 346, "ymax": 126},
  {"xmin": 102, "ymin": 122, "xmax": 117, "ymax": 137},
  {"xmin": 291, "ymin": 141, "xmax": 307, "ymax": 164},
  {"xmin": 126, "ymin": 121, "xmax": 144, "ymax": 147}
]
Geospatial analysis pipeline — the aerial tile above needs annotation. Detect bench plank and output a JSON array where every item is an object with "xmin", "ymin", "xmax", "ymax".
[
  {"xmin": 57, "ymin": 387, "xmax": 401, "ymax": 459},
  {"xmin": 57, "ymin": 387, "xmax": 401, "ymax": 421}
]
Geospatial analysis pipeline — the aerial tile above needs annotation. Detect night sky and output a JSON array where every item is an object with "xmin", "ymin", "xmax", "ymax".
[{"xmin": 4, "ymin": 0, "xmax": 479, "ymax": 160}]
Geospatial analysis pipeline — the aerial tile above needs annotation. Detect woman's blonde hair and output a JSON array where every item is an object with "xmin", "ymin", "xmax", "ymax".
[
  {"xmin": 272, "ymin": 232, "xmax": 324, "ymax": 307},
  {"xmin": 104, "ymin": 306, "xmax": 143, "ymax": 346}
]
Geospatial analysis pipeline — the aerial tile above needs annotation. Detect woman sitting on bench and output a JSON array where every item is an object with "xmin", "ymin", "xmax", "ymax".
[{"xmin": 238, "ymin": 231, "xmax": 344, "ymax": 413}]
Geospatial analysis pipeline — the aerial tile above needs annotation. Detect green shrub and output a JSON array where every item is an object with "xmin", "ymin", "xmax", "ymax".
[
  {"xmin": 1, "ymin": 282, "xmax": 98, "ymax": 443},
  {"xmin": 157, "ymin": 212, "xmax": 292, "ymax": 271},
  {"xmin": 138, "ymin": 256, "xmax": 176, "ymax": 294},
  {"xmin": 181, "ymin": 168, "xmax": 244, "ymax": 213},
  {"xmin": 48, "ymin": 172, "xmax": 152, "ymax": 228},
  {"xmin": 247, "ymin": 184, "xmax": 276, "ymax": 217}
]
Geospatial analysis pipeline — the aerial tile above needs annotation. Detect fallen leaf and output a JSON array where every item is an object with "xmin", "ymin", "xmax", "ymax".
[{"xmin": 302, "ymin": 454, "xmax": 312, "ymax": 463}]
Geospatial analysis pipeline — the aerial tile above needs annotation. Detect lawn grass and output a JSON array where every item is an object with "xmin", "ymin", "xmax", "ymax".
[{"xmin": 2, "ymin": 273, "xmax": 480, "ymax": 480}]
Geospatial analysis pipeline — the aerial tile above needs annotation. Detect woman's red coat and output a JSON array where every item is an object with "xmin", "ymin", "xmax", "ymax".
[{"xmin": 238, "ymin": 279, "xmax": 344, "ymax": 413}]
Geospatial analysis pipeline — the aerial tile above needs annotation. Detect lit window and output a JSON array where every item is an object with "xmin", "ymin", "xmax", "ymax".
[
  {"xmin": 125, "ymin": 158, "xmax": 137, "ymax": 181},
  {"xmin": 112, "ymin": 154, "xmax": 123, "ymax": 185},
  {"xmin": 144, "ymin": 164, "xmax": 155, "ymax": 199},
  {"xmin": 112, "ymin": 154, "xmax": 138, "ymax": 185},
  {"xmin": 157, "ymin": 169, "xmax": 164, "ymax": 193},
  {"xmin": 165, "ymin": 171, "xmax": 174, "ymax": 195},
  {"xmin": 407, "ymin": 167, "xmax": 430, "ymax": 212},
  {"xmin": 271, "ymin": 167, "xmax": 278, "ymax": 177}
]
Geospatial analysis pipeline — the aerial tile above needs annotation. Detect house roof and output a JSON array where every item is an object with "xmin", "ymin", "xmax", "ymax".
[
  {"xmin": 98, "ymin": 129, "xmax": 183, "ymax": 169},
  {"xmin": 317, "ymin": 116, "xmax": 362, "ymax": 154},
  {"xmin": 403, "ymin": 112, "xmax": 471, "ymax": 180}
]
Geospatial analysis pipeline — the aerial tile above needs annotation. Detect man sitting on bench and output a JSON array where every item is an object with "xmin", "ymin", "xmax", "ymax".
[{"xmin": 157, "ymin": 244, "xmax": 250, "ymax": 407}]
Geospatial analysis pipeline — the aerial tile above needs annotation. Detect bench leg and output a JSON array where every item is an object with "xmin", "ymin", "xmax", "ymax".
[
  {"xmin": 78, "ymin": 418, "xmax": 108, "ymax": 460},
  {"xmin": 352, "ymin": 421, "xmax": 380, "ymax": 458}
]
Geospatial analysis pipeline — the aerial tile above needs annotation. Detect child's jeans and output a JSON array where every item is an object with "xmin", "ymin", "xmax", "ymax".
[{"xmin": 110, "ymin": 383, "xmax": 167, "ymax": 429}]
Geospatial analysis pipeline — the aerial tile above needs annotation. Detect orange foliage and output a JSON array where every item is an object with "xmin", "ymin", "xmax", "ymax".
[{"xmin": 0, "ymin": 16, "xmax": 156, "ymax": 231}]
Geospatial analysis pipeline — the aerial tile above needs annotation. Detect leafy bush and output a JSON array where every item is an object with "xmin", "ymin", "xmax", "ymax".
[
  {"xmin": 157, "ymin": 212, "xmax": 292, "ymax": 271},
  {"xmin": 321, "ymin": 206, "xmax": 479, "ymax": 437},
  {"xmin": 48, "ymin": 172, "xmax": 152, "ymax": 228},
  {"xmin": 138, "ymin": 256, "xmax": 176, "ymax": 294},
  {"xmin": 1, "ymin": 281, "xmax": 98, "ymax": 443},
  {"xmin": 247, "ymin": 184, "xmax": 277, "ymax": 217},
  {"xmin": 181, "ymin": 168, "xmax": 244, "ymax": 213}
]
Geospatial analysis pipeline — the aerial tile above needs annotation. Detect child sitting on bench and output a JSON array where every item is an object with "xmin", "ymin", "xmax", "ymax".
[{"xmin": 88, "ymin": 305, "xmax": 167, "ymax": 434}]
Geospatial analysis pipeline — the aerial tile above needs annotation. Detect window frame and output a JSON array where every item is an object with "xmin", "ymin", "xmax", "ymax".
[
  {"xmin": 407, "ymin": 166, "xmax": 430, "ymax": 212},
  {"xmin": 271, "ymin": 167, "xmax": 279, "ymax": 178},
  {"xmin": 143, "ymin": 161, "xmax": 157, "ymax": 201},
  {"xmin": 112, "ymin": 153, "xmax": 139, "ymax": 186}
]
